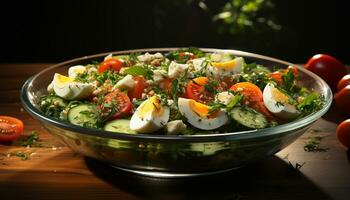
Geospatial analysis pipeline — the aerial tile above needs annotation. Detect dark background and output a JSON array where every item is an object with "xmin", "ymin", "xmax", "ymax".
[{"xmin": 0, "ymin": 0, "xmax": 348, "ymax": 63}]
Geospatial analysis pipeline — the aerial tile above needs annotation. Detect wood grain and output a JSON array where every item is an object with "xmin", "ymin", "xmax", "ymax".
[{"xmin": 0, "ymin": 64, "xmax": 349, "ymax": 200}]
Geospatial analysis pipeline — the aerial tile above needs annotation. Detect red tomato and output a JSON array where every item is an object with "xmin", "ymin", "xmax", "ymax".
[
  {"xmin": 0, "ymin": 116, "xmax": 24, "ymax": 142},
  {"xmin": 337, "ymin": 75, "xmax": 350, "ymax": 91},
  {"xmin": 98, "ymin": 58, "xmax": 123, "ymax": 74},
  {"xmin": 230, "ymin": 82, "xmax": 274, "ymax": 119},
  {"xmin": 269, "ymin": 66, "xmax": 298, "ymax": 83},
  {"xmin": 103, "ymin": 91, "xmax": 132, "ymax": 119},
  {"xmin": 128, "ymin": 76, "xmax": 146, "ymax": 100},
  {"xmin": 305, "ymin": 54, "xmax": 347, "ymax": 91},
  {"xmin": 179, "ymin": 52, "xmax": 196, "ymax": 60},
  {"xmin": 335, "ymin": 85, "xmax": 350, "ymax": 115},
  {"xmin": 185, "ymin": 77, "xmax": 214, "ymax": 103},
  {"xmin": 159, "ymin": 78, "xmax": 173, "ymax": 94},
  {"xmin": 336, "ymin": 119, "xmax": 350, "ymax": 148}
]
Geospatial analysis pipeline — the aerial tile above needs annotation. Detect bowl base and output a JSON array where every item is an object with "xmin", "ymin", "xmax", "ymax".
[{"xmin": 109, "ymin": 165, "xmax": 241, "ymax": 178}]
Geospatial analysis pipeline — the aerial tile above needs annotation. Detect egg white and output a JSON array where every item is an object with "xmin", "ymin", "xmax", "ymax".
[
  {"xmin": 130, "ymin": 96, "xmax": 170, "ymax": 133},
  {"xmin": 178, "ymin": 98, "xmax": 228, "ymax": 130},
  {"xmin": 53, "ymin": 73, "xmax": 94, "ymax": 100},
  {"xmin": 263, "ymin": 83, "xmax": 299, "ymax": 120},
  {"xmin": 207, "ymin": 57, "xmax": 244, "ymax": 77}
]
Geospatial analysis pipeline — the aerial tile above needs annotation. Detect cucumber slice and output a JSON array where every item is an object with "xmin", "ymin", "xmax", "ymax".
[
  {"xmin": 230, "ymin": 107, "xmax": 268, "ymax": 129},
  {"xmin": 103, "ymin": 119, "xmax": 137, "ymax": 134},
  {"xmin": 68, "ymin": 104, "xmax": 97, "ymax": 127}
]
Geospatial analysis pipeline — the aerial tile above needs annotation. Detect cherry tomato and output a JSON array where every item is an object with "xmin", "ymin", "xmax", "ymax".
[
  {"xmin": 185, "ymin": 77, "xmax": 214, "ymax": 103},
  {"xmin": 337, "ymin": 75, "xmax": 350, "ymax": 91},
  {"xmin": 0, "ymin": 116, "xmax": 24, "ymax": 142},
  {"xmin": 335, "ymin": 85, "xmax": 350, "ymax": 115},
  {"xmin": 336, "ymin": 119, "xmax": 350, "ymax": 148},
  {"xmin": 269, "ymin": 66, "xmax": 298, "ymax": 83},
  {"xmin": 128, "ymin": 76, "xmax": 146, "ymax": 100},
  {"xmin": 98, "ymin": 58, "xmax": 123, "ymax": 74},
  {"xmin": 230, "ymin": 82, "xmax": 274, "ymax": 119},
  {"xmin": 102, "ymin": 91, "xmax": 132, "ymax": 119},
  {"xmin": 305, "ymin": 54, "xmax": 347, "ymax": 91}
]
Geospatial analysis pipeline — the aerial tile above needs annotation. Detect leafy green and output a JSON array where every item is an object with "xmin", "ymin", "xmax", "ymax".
[
  {"xmin": 297, "ymin": 92, "xmax": 324, "ymax": 116},
  {"xmin": 123, "ymin": 65, "xmax": 153, "ymax": 79},
  {"xmin": 40, "ymin": 95, "xmax": 67, "ymax": 119},
  {"xmin": 281, "ymin": 68, "xmax": 296, "ymax": 92}
]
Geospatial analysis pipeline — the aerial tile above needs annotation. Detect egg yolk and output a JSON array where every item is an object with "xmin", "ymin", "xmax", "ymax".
[
  {"xmin": 138, "ymin": 96, "xmax": 164, "ymax": 117},
  {"xmin": 189, "ymin": 99, "xmax": 219, "ymax": 118},
  {"xmin": 74, "ymin": 68, "xmax": 85, "ymax": 74},
  {"xmin": 211, "ymin": 59, "xmax": 237, "ymax": 70},
  {"xmin": 55, "ymin": 74, "xmax": 74, "ymax": 87},
  {"xmin": 271, "ymin": 87, "xmax": 290, "ymax": 104}
]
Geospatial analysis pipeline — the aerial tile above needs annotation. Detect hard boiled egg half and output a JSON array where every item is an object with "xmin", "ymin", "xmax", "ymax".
[
  {"xmin": 130, "ymin": 96, "xmax": 170, "ymax": 133},
  {"xmin": 52, "ymin": 73, "xmax": 95, "ymax": 100},
  {"xmin": 263, "ymin": 83, "xmax": 299, "ymax": 120},
  {"xmin": 68, "ymin": 65, "xmax": 86, "ymax": 78},
  {"xmin": 178, "ymin": 98, "xmax": 228, "ymax": 130},
  {"xmin": 207, "ymin": 57, "xmax": 244, "ymax": 77}
]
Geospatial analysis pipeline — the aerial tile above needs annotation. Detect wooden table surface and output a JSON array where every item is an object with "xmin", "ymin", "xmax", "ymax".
[{"xmin": 0, "ymin": 63, "xmax": 349, "ymax": 200}]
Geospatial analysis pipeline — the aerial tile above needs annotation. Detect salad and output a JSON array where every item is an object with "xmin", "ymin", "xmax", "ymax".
[{"xmin": 39, "ymin": 48, "xmax": 324, "ymax": 135}]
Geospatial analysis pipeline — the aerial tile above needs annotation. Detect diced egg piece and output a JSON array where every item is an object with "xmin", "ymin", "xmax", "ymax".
[
  {"xmin": 207, "ymin": 57, "xmax": 244, "ymax": 77},
  {"xmin": 114, "ymin": 75, "xmax": 135, "ymax": 90},
  {"xmin": 210, "ymin": 53, "xmax": 233, "ymax": 62},
  {"xmin": 215, "ymin": 91, "xmax": 235, "ymax": 105},
  {"xmin": 68, "ymin": 65, "xmax": 86, "ymax": 78},
  {"xmin": 52, "ymin": 73, "xmax": 94, "ymax": 100},
  {"xmin": 130, "ymin": 96, "xmax": 170, "ymax": 133},
  {"xmin": 263, "ymin": 83, "xmax": 299, "ymax": 120},
  {"xmin": 137, "ymin": 52, "xmax": 163, "ymax": 62},
  {"xmin": 168, "ymin": 61, "xmax": 189, "ymax": 78},
  {"xmin": 178, "ymin": 98, "xmax": 228, "ymax": 130},
  {"xmin": 165, "ymin": 120, "xmax": 187, "ymax": 135},
  {"xmin": 153, "ymin": 69, "xmax": 167, "ymax": 82},
  {"xmin": 191, "ymin": 58, "xmax": 207, "ymax": 72}
]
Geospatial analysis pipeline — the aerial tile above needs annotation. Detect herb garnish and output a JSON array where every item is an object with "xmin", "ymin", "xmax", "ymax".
[
  {"xmin": 21, "ymin": 131, "xmax": 41, "ymax": 147},
  {"xmin": 304, "ymin": 135, "xmax": 328, "ymax": 152}
]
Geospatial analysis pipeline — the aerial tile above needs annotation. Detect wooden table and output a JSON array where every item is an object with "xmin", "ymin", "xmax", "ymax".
[{"xmin": 0, "ymin": 63, "xmax": 349, "ymax": 200}]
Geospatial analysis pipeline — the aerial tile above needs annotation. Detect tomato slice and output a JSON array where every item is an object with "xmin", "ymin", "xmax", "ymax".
[
  {"xmin": 0, "ymin": 116, "xmax": 24, "ymax": 142},
  {"xmin": 159, "ymin": 78, "xmax": 173, "ymax": 93},
  {"xmin": 128, "ymin": 76, "xmax": 146, "ymax": 100},
  {"xmin": 230, "ymin": 82, "xmax": 274, "ymax": 119},
  {"xmin": 269, "ymin": 66, "xmax": 298, "ymax": 83},
  {"xmin": 98, "ymin": 58, "xmax": 124, "ymax": 74},
  {"xmin": 102, "ymin": 91, "xmax": 132, "ymax": 119},
  {"xmin": 185, "ymin": 77, "xmax": 214, "ymax": 103}
]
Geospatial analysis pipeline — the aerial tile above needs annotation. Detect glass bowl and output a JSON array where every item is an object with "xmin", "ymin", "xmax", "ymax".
[{"xmin": 20, "ymin": 48, "xmax": 332, "ymax": 177}]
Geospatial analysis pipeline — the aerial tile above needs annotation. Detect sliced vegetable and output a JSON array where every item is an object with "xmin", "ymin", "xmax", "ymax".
[
  {"xmin": 0, "ymin": 116, "xmax": 24, "ymax": 142},
  {"xmin": 230, "ymin": 82, "xmax": 273, "ymax": 119},
  {"xmin": 185, "ymin": 77, "xmax": 215, "ymax": 103},
  {"xmin": 128, "ymin": 76, "xmax": 146, "ymax": 100},
  {"xmin": 229, "ymin": 107, "xmax": 268, "ymax": 129},
  {"xmin": 102, "ymin": 91, "xmax": 132, "ymax": 119},
  {"xmin": 103, "ymin": 119, "xmax": 137, "ymax": 134},
  {"xmin": 68, "ymin": 104, "xmax": 98, "ymax": 128}
]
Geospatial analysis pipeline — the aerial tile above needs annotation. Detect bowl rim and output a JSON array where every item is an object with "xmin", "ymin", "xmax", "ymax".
[{"xmin": 20, "ymin": 47, "xmax": 333, "ymax": 143}]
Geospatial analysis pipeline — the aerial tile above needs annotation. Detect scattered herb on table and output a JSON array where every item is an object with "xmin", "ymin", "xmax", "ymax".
[
  {"xmin": 304, "ymin": 136, "xmax": 328, "ymax": 152},
  {"xmin": 21, "ymin": 131, "xmax": 42, "ymax": 147}
]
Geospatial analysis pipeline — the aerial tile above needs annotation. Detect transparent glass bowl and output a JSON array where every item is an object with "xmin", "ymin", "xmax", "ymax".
[{"xmin": 21, "ymin": 48, "xmax": 332, "ymax": 177}]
